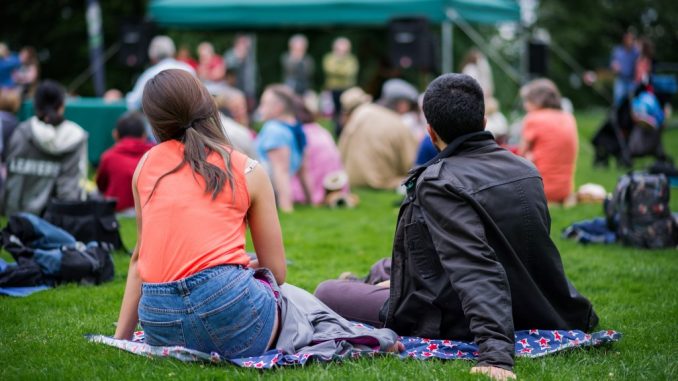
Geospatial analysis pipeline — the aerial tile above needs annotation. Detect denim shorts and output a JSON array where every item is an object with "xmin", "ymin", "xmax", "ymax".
[{"xmin": 139, "ymin": 265, "xmax": 277, "ymax": 358}]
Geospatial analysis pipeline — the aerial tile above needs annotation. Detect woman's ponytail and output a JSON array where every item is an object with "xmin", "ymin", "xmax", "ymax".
[{"xmin": 181, "ymin": 122, "xmax": 235, "ymax": 200}]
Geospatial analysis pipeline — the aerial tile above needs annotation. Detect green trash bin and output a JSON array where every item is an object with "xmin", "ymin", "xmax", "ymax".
[{"xmin": 19, "ymin": 97, "xmax": 129, "ymax": 166}]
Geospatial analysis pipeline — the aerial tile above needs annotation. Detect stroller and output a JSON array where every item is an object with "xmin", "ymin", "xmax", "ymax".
[{"xmin": 592, "ymin": 84, "xmax": 667, "ymax": 168}]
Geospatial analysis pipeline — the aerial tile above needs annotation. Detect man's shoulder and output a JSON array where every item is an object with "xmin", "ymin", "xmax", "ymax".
[{"xmin": 417, "ymin": 148, "xmax": 540, "ymax": 192}]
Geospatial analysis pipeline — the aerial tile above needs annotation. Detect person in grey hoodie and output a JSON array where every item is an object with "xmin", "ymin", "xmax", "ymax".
[{"xmin": 2, "ymin": 80, "xmax": 88, "ymax": 215}]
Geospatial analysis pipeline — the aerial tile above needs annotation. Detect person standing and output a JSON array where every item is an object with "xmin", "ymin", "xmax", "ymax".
[
  {"xmin": 12, "ymin": 46, "xmax": 40, "ymax": 97},
  {"xmin": 281, "ymin": 34, "xmax": 315, "ymax": 96},
  {"xmin": 0, "ymin": 43, "xmax": 21, "ymax": 89},
  {"xmin": 460, "ymin": 48, "xmax": 494, "ymax": 99},
  {"xmin": 224, "ymin": 34, "xmax": 258, "ymax": 110},
  {"xmin": 323, "ymin": 37, "xmax": 358, "ymax": 136},
  {"xmin": 634, "ymin": 38, "xmax": 654, "ymax": 86},
  {"xmin": 610, "ymin": 32, "xmax": 639, "ymax": 104}
]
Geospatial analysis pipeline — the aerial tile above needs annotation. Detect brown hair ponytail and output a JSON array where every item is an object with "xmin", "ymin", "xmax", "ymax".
[{"xmin": 141, "ymin": 69, "xmax": 235, "ymax": 201}]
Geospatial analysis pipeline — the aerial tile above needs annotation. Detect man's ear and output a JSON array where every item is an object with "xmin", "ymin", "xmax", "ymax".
[
  {"xmin": 112, "ymin": 130, "xmax": 119, "ymax": 141},
  {"xmin": 483, "ymin": 117, "xmax": 487, "ymax": 129},
  {"xmin": 426, "ymin": 124, "xmax": 439, "ymax": 145}
]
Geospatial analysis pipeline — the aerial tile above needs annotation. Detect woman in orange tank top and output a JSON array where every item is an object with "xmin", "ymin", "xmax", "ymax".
[{"xmin": 114, "ymin": 69, "xmax": 287, "ymax": 358}]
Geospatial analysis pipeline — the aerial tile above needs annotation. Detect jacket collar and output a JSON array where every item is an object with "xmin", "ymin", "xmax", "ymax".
[{"xmin": 404, "ymin": 131, "xmax": 494, "ymax": 191}]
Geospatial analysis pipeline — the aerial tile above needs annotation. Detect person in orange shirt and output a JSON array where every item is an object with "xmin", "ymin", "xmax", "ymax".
[
  {"xmin": 113, "ymin": 69, "xmax": 287, "ymax": 357},
  {"xmin": 113, "ymin": 69, "xmax": 404, "ymax": 359},
  {"xmin": 519, "ymin": 79, "xmax": 578, "ymax": 205}
]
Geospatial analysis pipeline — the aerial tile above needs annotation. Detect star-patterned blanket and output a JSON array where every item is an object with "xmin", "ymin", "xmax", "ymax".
[{"xmin": 86, "ymin": 326, "xmax": 621, "ymax": 368}]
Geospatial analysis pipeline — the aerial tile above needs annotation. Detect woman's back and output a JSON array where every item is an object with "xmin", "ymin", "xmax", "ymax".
[
  {"xmin": 522, "ymin": 109, "xmax": 578, "ymax": 202},
  {"xmin": 137, "ymin": 140, "xmax": 251, "ymax": 283}
]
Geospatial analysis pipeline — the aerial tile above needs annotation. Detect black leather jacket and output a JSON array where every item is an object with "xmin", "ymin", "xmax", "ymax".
[{"xmin": 383, "ymin": 132, "xmax": 598, "ymax": 370}]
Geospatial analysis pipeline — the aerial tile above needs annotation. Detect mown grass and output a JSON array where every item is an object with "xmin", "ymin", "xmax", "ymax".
[{"xmin": 1, "ymin": 111, "xmax": 677, "ymax": 380}]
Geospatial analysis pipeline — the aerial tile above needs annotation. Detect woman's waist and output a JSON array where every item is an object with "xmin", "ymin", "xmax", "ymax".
[
  {"xmin": 139, "ymin": 247, "xmax": 250, "ymax": 284},
  {"xmin": 140, "ymin": 263, "xmax": 251, "ymax": 295}
]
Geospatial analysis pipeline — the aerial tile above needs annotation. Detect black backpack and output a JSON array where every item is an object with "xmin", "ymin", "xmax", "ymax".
[
  {"xmin": 605, "ymin": 172, "xmax": 677, "ymax": 249},
  {"xmin": 1, "ymin": 214, "xmax": 115, "ymax": 285},
  {"xmin": 43, "ymin": 199, "xmax": 125, "ymax": 252}
]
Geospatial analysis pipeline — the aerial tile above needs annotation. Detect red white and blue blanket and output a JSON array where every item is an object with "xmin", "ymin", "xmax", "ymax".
[{"xmin": 86, "ymin": 326, "xmax": 621, "ymax": 369}]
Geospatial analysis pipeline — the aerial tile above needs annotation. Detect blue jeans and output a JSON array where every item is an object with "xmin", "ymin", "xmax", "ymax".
[
  {"xmin": 613, "ymin": 78, "xmax": 636, "ymax": 105},
  {"xmin": 139, "ymin": 265, "xmax": 277, "ymax": 358}
]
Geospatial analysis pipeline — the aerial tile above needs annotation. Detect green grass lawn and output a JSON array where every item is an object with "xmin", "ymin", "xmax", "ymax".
[{"xmin": 1, "ymin": 111, "xmax": 677, "ymax": 380}]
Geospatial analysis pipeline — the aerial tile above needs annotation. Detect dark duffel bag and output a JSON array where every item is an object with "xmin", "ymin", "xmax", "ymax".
[{"xmin": 43, "ymin": 199, "xmax": 124, "ymax": 251}]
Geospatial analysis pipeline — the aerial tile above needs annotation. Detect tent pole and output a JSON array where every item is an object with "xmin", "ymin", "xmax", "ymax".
[{"xmin": 442, "ymin": 18, "xmax": 453, "ymax": 73}]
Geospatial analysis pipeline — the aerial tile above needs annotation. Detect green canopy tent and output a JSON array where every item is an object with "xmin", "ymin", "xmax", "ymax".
[
  {"xmin": 148, "ymin": 0, "xmax": 521, "ymax": 72},
  {"xmin": 148, "ymin": 0, "xmax": 520, "ymax": 27}
]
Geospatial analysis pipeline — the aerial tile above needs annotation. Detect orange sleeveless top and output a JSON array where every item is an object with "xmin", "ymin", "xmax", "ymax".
[{"xmin": 137, "ymin": 140, "xmax": 251, "ymax": 283}]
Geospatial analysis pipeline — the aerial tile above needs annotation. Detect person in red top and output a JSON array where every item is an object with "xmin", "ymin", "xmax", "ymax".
[
  {"xmin": 96, "ymin": 112, "xmax": 153, "ymax": 213},
  {"xmin": 197, "ymin": 42, "xmax": 226, "ymax": 83},
  {"xmin": 176, "ymin": 46, "xmax": 198, "ymax": 70},
  {"xmin": 519, "ymin": 79, "xmax": 578, "ymax": 205}
]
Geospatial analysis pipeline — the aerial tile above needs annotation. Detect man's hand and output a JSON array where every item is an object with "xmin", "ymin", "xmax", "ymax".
[{"xmin": 470, "ymin": 366, "xmax": 516, "ymax": 381}]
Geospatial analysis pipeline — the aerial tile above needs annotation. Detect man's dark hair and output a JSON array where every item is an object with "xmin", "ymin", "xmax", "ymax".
[
  {"xmin": 116, "ymin": 111, "xmax": 146, "ymax": 138},
  {"xmin": 422, "ymin": 73, "xmax": 485, "ymax": 143},
  {"xmin": 34, "ymin": 80, "xmax": 66, "ymax": 126}
]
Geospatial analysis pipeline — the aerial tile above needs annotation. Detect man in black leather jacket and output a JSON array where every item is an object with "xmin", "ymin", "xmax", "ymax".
[{"xmin": 315, "ymin": 74, "xmax": 598, "ymax": 380}]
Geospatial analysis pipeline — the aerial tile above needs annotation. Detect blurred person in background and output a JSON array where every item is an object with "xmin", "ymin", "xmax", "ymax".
[
  {"xmin": 610, "ymin": 31, "xmax": 639, "ymax": 105},
  {"xmin": 197, "ymin": 42, "xmax": 226, "ymax": 84},
  {"xmin": 634, "ymin": 37, "xmax": 654, "ymax": 86},
  {"xmin": 12, "ymin": 46, "xmax": 40, "ymax": 97},
  {"xmin": 126, "ymin": 36, "xmax": 196, "ymax": 111},
  {"xmin": 461, "ymin": 48, "xmax": 494, "ymax": 99},
  {"xmin": 378, "ymin": 79, "xmax": 426, "ymax": 142},
  {"xmin": 3, "ymin": 80, "xmax": 88, "ymax": 215},
  {"xmin": 338, "ymin": 87, "xmax": 417, "ymax": 190},
  {"xmin": 0, "ymin": 88, "xmax": 21, "ymax": 194},
  {"xmin": 323, "ymin": 37, "xmax": 358, "ymax": 137},
  {"xmin": 290, "ymin": 95, "xmax": 348, "ymax": 206},
  {"xmin": 282, "ymin": 34, "xmax": 315, "ymax": 97},
  {"xmin": 255, "ymin": 84, "xmax": 311, "ymax": 212},
  {"xmin": 224, "ymin": 34, "xmax": 258, "ymax": 110},
  {"xmin": 96, "ymin": 112, "xmax": 153, "ymax": 215},
  {"xmin": 176, "ymin": 45, "xmax": 198, "ymax": 70},
  {"xmin": 0, "ymin": 43, "xmax": 21, "ymax": 89},
  {"xmin": 484, "ymin": 97, "xmax": 509, "ymax": 144},
  {"xmin": 519, "ymin": 79, "xmax": 578, "ymax": 205},
  {"xmin": 214, "ymin": 92, "xmax": 257, "ymax": 159}
]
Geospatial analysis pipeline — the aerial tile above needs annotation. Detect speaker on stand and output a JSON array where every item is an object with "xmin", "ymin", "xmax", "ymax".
[
  {"xmin": 527, "ymin": 40, "xmax": 549, "ymax": 77},
  {"xmin": 388, "ymin": 18, "xmax": 437, "ymax": 72},
  {"xmin": 118, "ymin": 22, "xmax": 155, "ymax": 69}
]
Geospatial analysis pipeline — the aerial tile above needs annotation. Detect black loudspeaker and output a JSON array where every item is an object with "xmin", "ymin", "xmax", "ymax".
[
  {"xmin": 118, "ymin": 22, "xmax": 155, "ymax": 68},
  {"xmin": 388, "ymin": 18, "xmax": 436, "ymax": 71},
  {"xmin": 528, "ymin": 40, "xmax": 548, "ymax": 76}
]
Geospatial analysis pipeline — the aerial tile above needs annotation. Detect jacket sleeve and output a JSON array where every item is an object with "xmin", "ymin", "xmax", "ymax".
[
  {"xmin": 55, "ymin": 141, "xmax": 87, "ymax": 201},
  {"xmin": 418, "ymin": 179, "xmax": 515, "ymax": 370}
]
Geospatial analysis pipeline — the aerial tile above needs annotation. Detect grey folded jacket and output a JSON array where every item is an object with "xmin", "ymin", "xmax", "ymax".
[{"xmin": 255, "ymin": 269, "xmax": 398, "ymax": 356}]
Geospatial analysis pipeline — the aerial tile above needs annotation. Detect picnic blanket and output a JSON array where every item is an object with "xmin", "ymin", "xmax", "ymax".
[{"xmin": 86, "ymin": 328, "xmax": 621, "ymax": 368}]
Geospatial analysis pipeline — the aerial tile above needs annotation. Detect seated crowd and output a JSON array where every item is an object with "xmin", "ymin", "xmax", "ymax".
[{"xmin": 0, "ymin": 35, "xmax": 603, "ymax": 381}]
